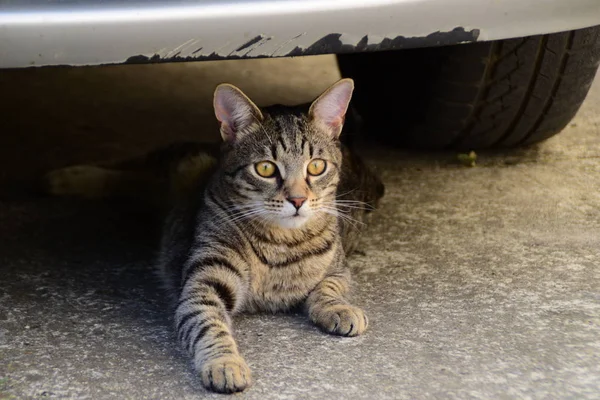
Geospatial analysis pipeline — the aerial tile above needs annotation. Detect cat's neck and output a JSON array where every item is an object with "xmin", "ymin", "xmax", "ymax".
[{"xmin": 243, "ymin": 214, "xmax": 337, "ymax": 246}]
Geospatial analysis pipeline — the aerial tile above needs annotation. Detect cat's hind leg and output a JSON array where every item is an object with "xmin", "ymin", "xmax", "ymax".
[
  {"xmin": 43, "ymin": 165, "xmax": 163, "ymax": 203},
  {"xmin": 44, "ymin": 165, "xmax": 125, "ymax": 198}
]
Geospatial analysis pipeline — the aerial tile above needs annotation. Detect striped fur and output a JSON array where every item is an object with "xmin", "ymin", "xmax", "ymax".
[{"xmin": 43, "ymin": 79, "xmax": 384, "ymax": 393}]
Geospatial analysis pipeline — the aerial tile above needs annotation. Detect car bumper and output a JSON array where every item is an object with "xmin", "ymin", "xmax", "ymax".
[{"xmin": 1, "ymin": 0, "xmax": 600, "ymax": 68}]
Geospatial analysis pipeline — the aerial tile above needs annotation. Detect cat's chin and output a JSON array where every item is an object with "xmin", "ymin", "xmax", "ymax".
[{"xmin": 273, "ymin": 215, "xmax": 310, "ymax": 230}]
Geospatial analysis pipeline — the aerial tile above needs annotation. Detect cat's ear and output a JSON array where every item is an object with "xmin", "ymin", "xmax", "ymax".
[
  {"xmin": 213, "ymin": 84, "xmax": 263, "ymax": 143},
  {"xmin": 308, "ymin": 78, "xmax": 354, "ymax": 139}
]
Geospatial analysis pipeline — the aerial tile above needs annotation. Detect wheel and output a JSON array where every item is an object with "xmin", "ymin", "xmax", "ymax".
[{"xmin": 337, "ymin": 25, "xmax": 600, "ymax": 150}]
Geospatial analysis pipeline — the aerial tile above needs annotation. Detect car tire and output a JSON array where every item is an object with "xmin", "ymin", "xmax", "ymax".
[{"xmin": 337, "ymin": 25, "xmax": 600, "ymax": 150}]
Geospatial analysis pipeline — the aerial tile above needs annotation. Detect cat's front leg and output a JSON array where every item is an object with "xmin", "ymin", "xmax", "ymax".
[
  {"xmin": 176, "ymin": 260, "xmax": 251, "ymax": 393},
  {"xmin": 305, "ymin": 271, "xmax": 368, "ymax": 337}
]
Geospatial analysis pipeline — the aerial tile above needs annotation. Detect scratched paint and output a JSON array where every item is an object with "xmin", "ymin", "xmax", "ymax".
[{"xmin": 125, "ymin": 27, "xmax": 480, "ymax": 64}]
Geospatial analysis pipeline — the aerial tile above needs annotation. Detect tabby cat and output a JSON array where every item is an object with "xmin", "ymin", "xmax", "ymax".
[{"xmin": 44, "ymin": 79, "xmax": 384, "ymax": 393}]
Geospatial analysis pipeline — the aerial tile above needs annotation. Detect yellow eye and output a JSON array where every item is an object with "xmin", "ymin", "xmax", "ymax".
[
  {"xmin": 307, "ymin": 159, "xmax": 327, "ymax": 176},
  {"xmin": 255, "ymin": 161, "xmax": 277, "ymax": 178}
]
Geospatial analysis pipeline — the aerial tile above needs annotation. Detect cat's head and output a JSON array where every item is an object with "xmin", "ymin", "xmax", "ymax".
[{"xmin": 212, "ymin": 79, "xmax": 354, "ymax": 229}]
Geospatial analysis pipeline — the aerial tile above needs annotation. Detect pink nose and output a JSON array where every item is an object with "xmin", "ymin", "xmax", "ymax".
[{"xmin": 286, "ymin": 196, "xmax": 307, "ymax": 210}]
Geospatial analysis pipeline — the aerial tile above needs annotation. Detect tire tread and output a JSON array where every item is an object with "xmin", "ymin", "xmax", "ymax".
[{"xmin": 338, "ymin": 25, "xmax": 600, "ymax": 149}]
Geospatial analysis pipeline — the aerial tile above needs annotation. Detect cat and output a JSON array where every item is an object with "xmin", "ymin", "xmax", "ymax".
[{"xmin": 44, "ymin": 79, "xmax": 384, "ymax": 393}]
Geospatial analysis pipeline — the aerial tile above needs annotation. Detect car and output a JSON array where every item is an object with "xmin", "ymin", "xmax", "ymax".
[{"xmin": 2, "ymin": 0, "xmax": 599, "ymax": 149}]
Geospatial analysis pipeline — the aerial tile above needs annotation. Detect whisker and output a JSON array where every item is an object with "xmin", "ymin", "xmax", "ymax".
[
  {"xmin": 335, "ymin": 188, "xmax": 359, "ymax": 198},
  {"xmin": 227, "ymin": 209, "xmax": 269, "ymax": 224},
  {"xmin": 213, "ymin": 208, "xmax": 269, "ymax": 228},
  {"xmin": 334, "ymin": 199, "xmax": 374, "ymax": 206},
  {"xmin": 321, "ymin": 200, "xmax": 375, "ymax": 211},
  {"xmin": 320, "ymin": 209, "xmax": 362, "ymax": 229},
  {"xmin": 211, "ymin": 203, "xmax": 266, "ymax": 227},
  {"xmin": 318, "ymin": 205, "xmax": 365, "ymax": 228},
  {"xmin": 218, "ymin": 199, "xmax": 262, "ymax": 208}
]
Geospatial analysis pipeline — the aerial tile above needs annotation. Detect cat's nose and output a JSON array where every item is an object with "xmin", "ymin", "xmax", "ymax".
[{"xmin": 286, "ymin": 196, "xmax": 307, "ymax": 210}]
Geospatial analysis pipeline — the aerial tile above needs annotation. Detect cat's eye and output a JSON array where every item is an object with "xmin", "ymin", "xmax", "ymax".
[
  {"xmin": 255, "ymin": 161, "xmax": 277, "ymax": 178},
  {"xmin": 307, "ymin": 159, "xmax": 327, "ymax": 176}
]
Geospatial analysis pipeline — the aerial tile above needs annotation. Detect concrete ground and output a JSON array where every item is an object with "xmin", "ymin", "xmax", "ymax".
[{"xmin": 1, "ymin": 55, "xmax": 599, "ymax": 400}]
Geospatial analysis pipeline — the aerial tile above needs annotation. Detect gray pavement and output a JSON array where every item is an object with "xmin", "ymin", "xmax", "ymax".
[{"xmin": 1, "ymin": 56, "xmax": 599, "ymax": 399}]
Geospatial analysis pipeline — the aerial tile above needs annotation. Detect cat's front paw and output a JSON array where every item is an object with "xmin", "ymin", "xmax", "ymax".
[
  {"xmin": 200, "ymin": 355, "xmax": 252, "ymax": 394},
  {"xmin": 311, "ymin": 304, "xmax": 368, "ymax": 337}
]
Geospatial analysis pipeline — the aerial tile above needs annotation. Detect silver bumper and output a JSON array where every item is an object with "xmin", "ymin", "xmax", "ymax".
[{"xmin": 1, "ymin": 0, "xmax": 599, "ymax": 68}]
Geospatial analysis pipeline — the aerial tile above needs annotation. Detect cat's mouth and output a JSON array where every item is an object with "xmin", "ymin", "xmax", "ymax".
[
  {"xmin": 276, "ymin": 213, "xmax": 309, "ymax": 229},
  {"xmin": 287, "ymin": 212, "xmax": 304, "ymax": 220}
]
